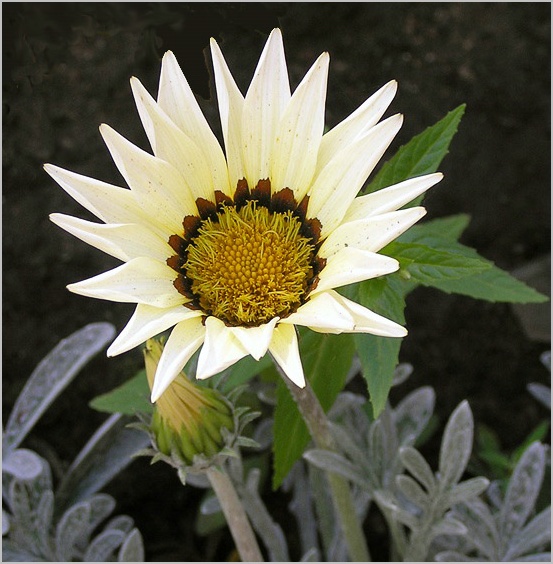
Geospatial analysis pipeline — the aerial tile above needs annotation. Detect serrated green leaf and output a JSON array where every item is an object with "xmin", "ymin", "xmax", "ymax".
[
  {"xmin": 272, "ymin": 330, "xmax": 355, "ymax": 489},
  {"xmin": 346, "ymin": 275, "xmax": 409, "ymax": 417},
  {"xmin": 428, "ymin": 265, "xmax": 549, "ymax": 303},
  {"xmin": 366, "ymin": 104, "xmax": 466, "ymax": 197},
  {"xmin": 384, "ymin": 240, "xmax": 491, "ymax": 284},
  {"xmin": 89, "ymin": 371, "xmax": 152, "ymax": 415},
  {"xmin": 399, "ymin": 214, "xmax": 471, "ymax": 242}
]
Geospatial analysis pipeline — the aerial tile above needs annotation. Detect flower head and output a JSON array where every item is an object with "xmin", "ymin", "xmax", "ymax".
[
  {"xmin": 144, "ymin": 339, "xmax": 234, "ymax": 465},
  {"xmin": 47, "ymin": 29, "xmax": 442, "ymax": 401}
]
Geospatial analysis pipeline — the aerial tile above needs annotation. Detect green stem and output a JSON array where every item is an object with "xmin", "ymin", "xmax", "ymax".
[
  {"xmin": 207, "ymin": 465, "xmax": 264, "ymax": 562},
  {"xmin": 281, "ymin": 374, "xmax": 371, "ymax": 562}
]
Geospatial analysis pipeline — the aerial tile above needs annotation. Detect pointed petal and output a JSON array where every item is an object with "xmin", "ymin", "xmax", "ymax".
[
  {"xmin": 67, "ymin": 257, "xmax": 184, "ymax": 308},
  {"xmin": 107, "ymin": 304, "xmax": 203, "ymax": 357},
  {"xmin": 313, "ymin": 248, "xmax": 399, "ymax": 294},
  {"xmin": 100, "ymin": 124, "xmax": 197, "ymax": 234},
  {"xmin": 331, "ymin": 291, "xmax": 407, "ymax": 337},
  {"xmin": 157, "ymin": 51, "xmax": 230, "ymax": 195},
  {"xmin": 151, "ymin": 317, "xmax": 206, "ymax": 401},
  {"xmin": 196, "ymin": 317, "xmax": 249, "ymax": 380},
  {"xmin": 343, "ymin": 173, "xmax": 443, "ymax": 222},
  {"xmin": 319, "ymin": 207, "xmax": 427, "ymax": 257},
  {"xmin": 44, "ymin": 164, "xmax": 146, "ymax": 225},
  {"xmin": 280, "ymin": 292, "xmax": 354, "ymax": 333},
  {"xmin": 242, "ymin": 29, "xmax": 291, "ymax": 186},
  {"xmin": 210, "ymin": 37, "xmax": 246, "ymax": 192},
  {"xmin": 130, "ymin": 77, "xmax": 220, "ymax": 201},
  {"xmin": 317, "ymin": 80, "xmax": 398, "ymax": 171},
  {"xmin": 229, "ymin": 317, "xmax": 279, "ymax": 360},
  {"xmin": 271, "ymin": 52, "xmax": 329, "ymax": 200},
  {"xmin": 50, "ymin": 213, "xmax": 174, "ymax": 262},
  {"xmin": 307, "ymin": 114, "xmax": 403, "ymax": 238},
  {"xmin": 269, "ymin": 324, "xmax": 305, "ymax": 387}
]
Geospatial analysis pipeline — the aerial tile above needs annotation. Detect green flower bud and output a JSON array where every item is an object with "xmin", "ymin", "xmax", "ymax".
[{"xmin": 144, "ymin": 339, "xmax": 235, "ymax": 465}]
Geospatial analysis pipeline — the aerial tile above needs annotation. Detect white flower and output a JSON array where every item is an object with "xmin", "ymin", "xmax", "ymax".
[{"xmin": 46, "ymin": 29, "xmax": 442, "ymax": 401}]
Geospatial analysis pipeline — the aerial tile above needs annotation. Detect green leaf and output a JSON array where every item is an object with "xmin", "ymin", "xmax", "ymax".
[
  {"xmin": 89, "ymin": 371, "xmax": 152, "ymax": 415},
  {"xmin": 428, "ymin": 265, "xmax": 549, "ymax": 303},
  {"xmin": 365, "ymin": 104, "xmax": 466, "ymax": 196},
  {"xmin": 350, "ymin": 275, "xmax": 409, "ymax": 417},
  {"xmin": 399, "ymin": 214, "xmax": 471, "ymax": 242},
  {"xmin": 272, "ymin": 330, "xmax": 355, "ymax": 489},
  {"xmin": 384, "ymin": 240, "xmax": 491, "ymax": 285}
]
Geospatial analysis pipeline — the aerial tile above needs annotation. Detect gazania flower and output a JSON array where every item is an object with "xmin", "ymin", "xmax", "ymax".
[{"xmin": 46, "ymin": 29, "xmax": 442, "ymax": 402}]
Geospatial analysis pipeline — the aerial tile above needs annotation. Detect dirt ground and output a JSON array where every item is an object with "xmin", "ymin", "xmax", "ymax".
[{"xmin": 3, "ymin": 3, "xmax": 550, "ymax": 561}]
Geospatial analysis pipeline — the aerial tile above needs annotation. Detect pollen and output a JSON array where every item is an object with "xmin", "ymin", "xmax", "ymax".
[{"xmin": 184, "ymin": 201, "xmax": 315, "ymax": 326}]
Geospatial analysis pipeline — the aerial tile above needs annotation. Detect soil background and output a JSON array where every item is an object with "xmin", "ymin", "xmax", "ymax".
[{"xmin": 3, "ymin": 3, "xmax": 551, "ymax": 561}]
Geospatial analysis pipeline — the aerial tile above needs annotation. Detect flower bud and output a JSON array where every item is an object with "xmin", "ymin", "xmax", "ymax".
[{"xmin": 144, "ymin": 339, "xmax": 235, "ymax": 465}]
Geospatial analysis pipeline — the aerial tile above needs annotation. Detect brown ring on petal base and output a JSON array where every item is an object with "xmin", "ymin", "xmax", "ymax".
[{"xmin": 167, "ymin": 178, "xmax": 326, "ymax": 327}]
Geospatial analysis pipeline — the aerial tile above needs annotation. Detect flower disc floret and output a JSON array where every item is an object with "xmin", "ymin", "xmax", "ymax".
[{"xmin": 184, "ymin": 200, "xmax": 315, "ymax": 326}]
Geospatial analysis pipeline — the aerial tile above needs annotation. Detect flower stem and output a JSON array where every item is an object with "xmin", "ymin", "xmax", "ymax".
[
  {"xmin": 281, "ymin": 374, "xmax": 371, "ymax": 562},
  {"xmin": 206, "ymin": 465, "xmax": 264, "ymax": 562}
]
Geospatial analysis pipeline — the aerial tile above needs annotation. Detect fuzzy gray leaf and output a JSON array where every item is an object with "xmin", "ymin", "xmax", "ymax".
[
  {"xmin": 451, "ymin": 499, "xmax": 499, "ymax": 560},
  {"xmin": 2, "ymin": 449, "xmax": 44, "ymax": 481},
  {"xmin": 329, "ymin": 422, "xmax": 368, "ymax": 470},
  {"xmin": 434, "ymin": 550, "xmax": 483, "ymax": 561},
  {"xmin": 374, "ymin": 490, "xmax": 419, "ymax": 530},
  {"xmin": 2, "ymin": 539, "xmax": 41, "ymax": 562},
  {"xmin": 118, "ymin": 528, "xmax": 145, "ymax": 562},
  {"xmin": 303, "ymin": 449, "xmax": 371, "ymax": 491},
  {"xmin": 3, "ymin": 323, "xmax": 115, "ymax": 455},
  {"xmin": 34, "ymin": 490, "xmax": 55, "ymax": 558},
  {"xmin": 83, "ymin": 529, "xmax": 126, "ymax": 562},
  {"xmin": 2, "ymin": 509, "xmax": 10, "ymax": 536},
  {"xmin": 431, "ymin": 516, "xmax": 467, "ymax": 538},
  {"xmin": 104, "ymin": 514, "xmax": 134, "ymax": 534},
  {"xmin": 55, "ymin": 414, "xmax": 149, "ymax": 514},
  {"xmin": 300, "ymin": 547, "xmax": 320, "ymax": 562},
  {"xmin": 504, "ymin": 507, "xmax": 551, "ymax": 561},
  {"xmin": 439, "ymin": 401, "xmax": 474, "ymax": 486},
  {"xmin": 514, "ymin": 552, "xmax": 552, "ymax": 561},
  {"xmin": 393, "ymin": 386, "xmax": 435, "ymax": 446},
  {"xmin": 85, "ymin": 494, "xmax": 117, "ymax": 537},
  {"xmin": 399, "ymin": 446, "xmax": 436, "ymax": 492},
  {"xmin": 447, "ymin": 477, "xmax": 490, "ymax": 506},
  {"xmin": 527, "ymin": 383, "xmax": 551, "ymax": 410},
  {"xmin": 499, "ymin": 442, "xmax": 546, "ymax": 542},
  {"xmin": 396, "ymin": 474, "xmax": 428, "ymax": 509},
  {"xmin": 55, "ymin": 501, "xmax": 91, "ymax": 562}
]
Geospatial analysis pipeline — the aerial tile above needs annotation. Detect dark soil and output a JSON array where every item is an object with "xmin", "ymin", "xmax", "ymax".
[{"xmin": 3, "ymin": 3, "xmax": 550, "ymax": 561}]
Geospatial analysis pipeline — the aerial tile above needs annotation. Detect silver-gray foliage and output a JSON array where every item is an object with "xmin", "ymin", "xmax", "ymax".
[
  {"xmin": 3, "ymin": 451, "xmax": 144, "ymax": 562},
  {"xmin": 303, "ymin": 379, "xmax": 551, "ymax": 562},
  {"xmin": 2, "ymin": 323, "xmax": 146, "ymax": 562}
]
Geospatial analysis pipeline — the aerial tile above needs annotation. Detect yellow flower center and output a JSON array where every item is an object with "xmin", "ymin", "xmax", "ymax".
[{"xmin": 184, "ymin": 201, "xmax": 315, "ymax": 326}]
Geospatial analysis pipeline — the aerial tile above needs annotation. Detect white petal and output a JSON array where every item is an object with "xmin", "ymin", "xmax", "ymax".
[
  {"xmin": 100, "ymin": 124, "xmax": 196, "ymax": 234},
  {"xmin": 229, "ymin": 317, "xmax": 279, "ymax": 360},
  {"xmin": 317, "ymin": 80, "xmax": 398, "ymax": 171},
  {"xmin": 44, "ymin": 164, "xmax": 146, "ymax": 225},
  {"xmin": 343, "ymin": 173, "xmax": 444, "ymax": 222},
  {"xmin": 210, "ymin": 37, "xmax": 246, "ymax": 192},
  {"xmin": 270, "ymin": 52, "xmax": 329, "ymax": 200},
  {"xmin": 67, "ymin": 257, "xmax": 184, "ymax": 308},
  {"xmin": 307, "ymin": 114, "xmax": 403, "ymax": 238},
  {"xmin": 157, "ymin": 51, "xmax": 231, "ymax": 195},
  {"xmin": 280, "ymin": 292, "xmax": 354, "ymax": 333},
  {"xmin": 107, "ymin": 304, "xmax": 203, "ymax": 357},
  {"xmin": 196, "ymin": 317, "xmax": 249, "ymax": 380},
  {"xmin": 242, "ymin": 29, "xmax": 291, "ymax": 187},
  {"xmin": 313, "ymin": 248, "xmax": 399, "ymax": 294},
  {"xmin": 319, "ymin": 207, "xmax": 427, "ymax": 258},
  {"xmin": 130, "ymin": 78, "xmax": 220, "ymax": 201},
  {"xmin": 268, "ymin": 324, "xmax": 305, "ymax": 387},
  {"xmin": 330, "ymin": 291, "xmax": 407, "ymax": 337},
  {"xmin": 151, "ymin": 317, "xmax": 206, "ymax": 401},
  {"xmin": 50, "ymin": 213, "xmax": 174, "ymax": 263}
]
